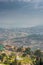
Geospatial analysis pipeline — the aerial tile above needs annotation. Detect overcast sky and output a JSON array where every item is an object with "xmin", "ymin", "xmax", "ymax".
[{"xmin": 0, "ymin": 0, "xmax": 43, "ymax": 28}]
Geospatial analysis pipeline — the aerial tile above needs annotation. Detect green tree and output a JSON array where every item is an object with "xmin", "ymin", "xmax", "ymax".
[
  {"xmin": 18, "ymin": 62, "xmax": 22, "ymax": 65},
  {"xmin": 0, "ymin": 55, "xmax": 3, "ymax": 61},
  {"xmin": 17, "ymin": 47, "xmax": 22, "ymax": 52},
  {"xmin": 34, "ymin": 49, "xmax": 43, "ymax": 65},
  {"xmin": 12, "ymin": 56, "xmax": 18, "ymax": 65},
  {"xmin": 23, "ymin": 47, "xmax": 31, "ymax": 56},
  {"xmin": 34, "ymin": 49, "xmax": 42, "ymax": 57}
]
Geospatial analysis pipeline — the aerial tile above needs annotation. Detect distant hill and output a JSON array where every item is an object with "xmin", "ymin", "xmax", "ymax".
[
  {"xmin": 8, "ymin": 25, "xmax": 43, "ymax": 34},
  {"xmin": 0, "ymin": 25, "xmax": 43, "ymax": 34}
]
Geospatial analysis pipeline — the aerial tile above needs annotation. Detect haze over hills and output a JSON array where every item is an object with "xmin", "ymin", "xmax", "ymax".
[
  {"xmin": 0, "ymin": 25, "xmax": 43, "ymax": 50},
  {"xmin": 7, "ymin": 25, "xmax": 43, "ymax": 34}
]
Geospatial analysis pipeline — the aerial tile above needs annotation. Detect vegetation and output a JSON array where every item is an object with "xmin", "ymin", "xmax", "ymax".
[{"xmin": 0, "ymin": 46, "xmax": 43, "ymax": 65}]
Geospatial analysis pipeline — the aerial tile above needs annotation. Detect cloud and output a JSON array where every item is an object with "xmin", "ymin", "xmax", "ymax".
[
  {"xmin": 19, "ymin": 0, "xmax": 43, "ymax": 9},
  {"xmin": 0, "ymin": 0, "xmax": 43, "ymax": 9},
  {"xmin": 0, "ymin": 0, "xmax": 15, "ymax": 2},
  {"xmin": 18, "ymin": 0, "xmax": 31, "ymax": 2},
  {"xmin": 0, "ymin": 0, "xmax": 42, "ymax": 3},
  {"xmin": 35, "ymin": 0, "xmax": 43, "ymax": 9},
  {"xmin": 31, "ymin": 0, "xmax": 41, "ymax": 8},
  {"xmin": 17, "ymin": 0, "xmax": 42, "ymax": 3}
]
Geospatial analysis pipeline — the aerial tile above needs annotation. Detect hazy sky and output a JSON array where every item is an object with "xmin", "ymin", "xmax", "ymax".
[{"xmin": 0, "ymin": 0, "xmax": 43, "ymax": 28}]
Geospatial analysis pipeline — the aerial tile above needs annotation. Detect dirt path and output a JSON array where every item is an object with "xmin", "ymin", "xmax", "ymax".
[{"xmin": 0, "ymin": 64, "xmax": 5, "ymax": 65}]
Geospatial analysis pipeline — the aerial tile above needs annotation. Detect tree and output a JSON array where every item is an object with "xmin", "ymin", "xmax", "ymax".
[
  {"xmin": 18, "ymin": 62, "xmax": 22, "ymax": 65},
  {"xmin": 0, "ymin": 55, "xmax": 3, "ymax": 61},
  {"xmin": 34, "ymin": 49, "xmax": 42, "ymax": 57},
  {"xmin": 34, "ymin": 49, "xmax": 43, "ymax": 65},
  {"xmin": 17, "ymin": 47, "xmax": 22, "ymax": 52},
  {"xmin": 40, "ymin": 57, "xmax": 43, "ymax": 65},
  {"xmin": 24, "ymin": 47, "xmax": 31, "ymax": 54},
  {"xmin": 2, "ymin": 53, "xmax": 7, "ymax": 57},
  {"xmin": 12, "ymin": 56, "xmax": 18, "ymax": 65}
]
